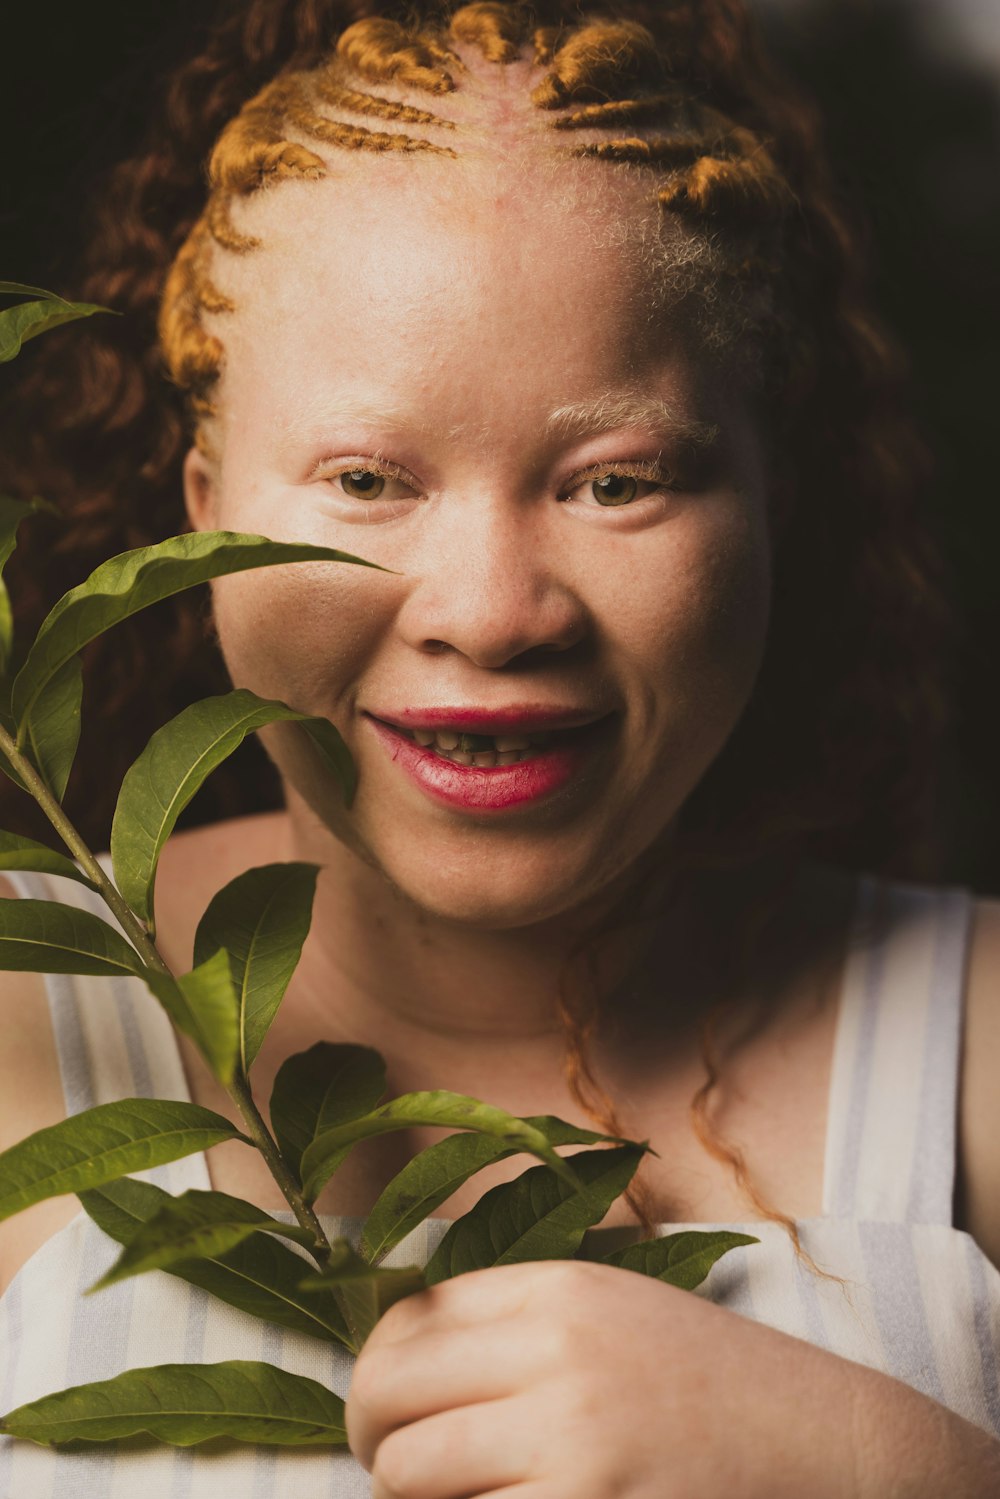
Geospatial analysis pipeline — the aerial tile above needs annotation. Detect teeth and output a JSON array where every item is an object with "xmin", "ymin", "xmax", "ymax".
[{"xmin": 402, "ymin": 725, "xmax": 554, "ymax": 765}]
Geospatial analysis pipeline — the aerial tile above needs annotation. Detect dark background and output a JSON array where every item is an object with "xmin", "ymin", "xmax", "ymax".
[{"xmin": 1, "ymin": 0, "xmax": 998, "ymax": 891}]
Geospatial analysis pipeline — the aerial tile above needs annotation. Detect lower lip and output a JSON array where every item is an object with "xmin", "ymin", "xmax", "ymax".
[{"xmin": 367, "ymin": 718, "xmax": 602, "ymax": 812}]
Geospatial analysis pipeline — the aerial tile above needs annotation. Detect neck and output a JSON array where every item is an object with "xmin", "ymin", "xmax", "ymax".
[{"xmin": 276, "ymin": 795, "xmax": 677, "ymax": 1092}]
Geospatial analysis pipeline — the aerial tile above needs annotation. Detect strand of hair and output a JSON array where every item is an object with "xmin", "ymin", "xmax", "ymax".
[
  {"xmin": 553, "ymin": 95, "xmax": 679, "ymax": 130},
  {"xmin": 569, "ymin": 137, "xmax": 703, "ymax": 168},
  {"xmin": 287, "ymin": 104, "xmax": 457, "ymax": 156},
  {"xmin": 313, "ymin": 76, "xmax": 457, "ymax": 129}
]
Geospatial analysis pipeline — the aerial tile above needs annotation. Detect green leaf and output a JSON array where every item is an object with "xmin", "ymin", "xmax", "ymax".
[
  {"xmin": 193, "ymin": 861, "xmax": 318, "ymax": 1074},
  {"xmin": 0, "ymin": 281, "xmax": 75, "ymax": 301},
  {"xmin": 12, "ymin": 530, "xmax": 381, "ymax": 740},
  {"xmin": 0, "ymin": 297, "xmax": 112, "ymax": 364},
  {"xmin": 140, "ymin": 948, "xmax": 239, "ymax": 1086},
  {"xmin": 362, "ymin": 1115, "xmax": 624, "ymax": 1263},
  {"xmin": 0, "ymin": 831, "xmax": 97, "ymax": 890},
  {"xmin": 87, "ymin": 1186, "xmax": 317, "ymax": 1292},
  {"xmin": 110, "ymin": 690, "xmax": 351, "ymax": 931},
  {"xmin": 602, "ymin": 1229, "xmax": 759, "ymax": 1289},
  {"xmin": 0, "ymin": 494, "xmax": 45, "ymax": 677},
  {"xmin": 0, "ymin": 897, "xmax": 141, "ymax": 976},
  {"xmin": 294, "ymin": 715, "xmax": 357, "ymax": 806},
  {"xmin": 0, "ymin": 1360, "xmax": 347, "ymax": 1446},
  {"xmin": 302, "ymin": 1093, "xmax": 583, "ymax": 1206},
  {"xmin": 79, "ymin": 1178, "xmax": 352, "ymax": 1347},
  {"xmin": 0, "ymin": 1098, "xmax": 249, "ymax": 1222},
  {"xmin": 425, "ymin": 1144, "xmax": 645, "ymax": 1285},
  {"xmin": 299, "ymin": 1237, "xmax": 425, "ymax": 1347},
  {"xmin": 270, "ymin": 1042, "xmax": 387, "ymax": 1183},
  {"xmin": 21, "ymin": 654, "xmax": 82, "ymax": 799}
]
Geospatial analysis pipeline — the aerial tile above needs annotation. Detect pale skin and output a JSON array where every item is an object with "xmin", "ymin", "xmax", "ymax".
[{"xmin": 3, "ymin": 51, "xmax": 1000, "ymax": 1497}]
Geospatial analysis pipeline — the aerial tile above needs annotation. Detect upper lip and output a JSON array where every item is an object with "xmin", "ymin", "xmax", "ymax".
[{"xmin": 369, "ymin": 706, "xmax": 611, "ymax": 734}]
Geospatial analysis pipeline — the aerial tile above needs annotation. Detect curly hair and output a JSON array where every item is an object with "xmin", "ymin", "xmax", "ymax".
[{"xmin": 0, "ymin": 0, "xmax": 957, "ymax": 1255}]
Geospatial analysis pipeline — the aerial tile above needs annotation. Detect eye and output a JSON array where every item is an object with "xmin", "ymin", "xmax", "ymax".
[
  {"xmin": 590, "ymin": 473, "xmax": 641, "ymax": 506},
  {"xmin": 327, "ymin": 465, "xmax": 417, "ymax": 503},
  {"xmin": 315, "ymin": 460, "xmax": 420, "ymax": 516},
  {"xmin": 560, "ymin": 462, "xmax": 676, "ymax": 509},
  {"xmin": 340, "ymin": 468, "xmax": 389, "ymax": 499}
]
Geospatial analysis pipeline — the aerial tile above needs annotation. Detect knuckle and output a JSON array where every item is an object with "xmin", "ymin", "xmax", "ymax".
[
  {"xmin": 372, "ymin": 1426, "xmax": 419, "ymax": 1499},
  {"xmin": 346, "ymin": 1345, "xmax": 384, "ymax": 1413}
]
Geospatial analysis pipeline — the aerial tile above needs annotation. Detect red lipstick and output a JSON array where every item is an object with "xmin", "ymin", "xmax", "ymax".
[{"xmin": 365, "ymin": 707, "xmax": 610, "ymax": 813}]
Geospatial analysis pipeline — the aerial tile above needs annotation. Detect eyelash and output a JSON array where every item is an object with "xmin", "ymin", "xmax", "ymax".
[
  {"xmin": 558, "ymin": 459, "xmax": 679, "ymax": 507},
  {"xmin": 316, "ymin": 457, "xmax": 681, "ymax": 508}
]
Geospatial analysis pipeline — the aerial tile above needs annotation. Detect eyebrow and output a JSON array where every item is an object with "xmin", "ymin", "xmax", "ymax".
[
  {"xmin": 280, "ymin": 396, "xmax": 421, "ymax": 446},
  {"xmin": 283, "ymin": 392, "xmax": 719, "ymax": 450},
  {"xmin": 545, "ymin": 395, "xmax": 719, "ymax": 446}
]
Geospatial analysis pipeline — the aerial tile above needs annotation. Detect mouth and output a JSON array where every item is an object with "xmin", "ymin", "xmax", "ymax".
[{"xmin": 364, "ymin": 710, "xmax": 613, "ymax": 812}]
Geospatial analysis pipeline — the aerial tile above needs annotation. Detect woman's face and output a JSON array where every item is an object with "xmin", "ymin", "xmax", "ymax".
[{"xmin": 185, "ymin": 149, "xmax": 772, "ymax": 930}]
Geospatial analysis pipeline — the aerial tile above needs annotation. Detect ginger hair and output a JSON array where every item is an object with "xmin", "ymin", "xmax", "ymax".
[
  {"xmin": 0, "ymin": 0, "xmax": 954, "ymax": 1271},
  {"xmin": 156, "ymin": 4, "xmax": 796, "ymax": 430}
]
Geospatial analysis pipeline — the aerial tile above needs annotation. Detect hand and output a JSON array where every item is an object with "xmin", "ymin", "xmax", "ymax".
[{"xmin": 345, "ymin": 1257, "xmax": 855, "ymax": 1499}]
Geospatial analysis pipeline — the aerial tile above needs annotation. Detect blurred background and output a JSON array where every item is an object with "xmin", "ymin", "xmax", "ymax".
[{"xmin": 1, "ymin": 0, "xmax": 998, "ymax": 891}]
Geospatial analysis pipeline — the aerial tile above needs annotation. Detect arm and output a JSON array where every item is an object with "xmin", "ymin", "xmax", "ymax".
[{"xmin": 956, "ymin": 897, "xmax": 1000, "ymax": 1272}]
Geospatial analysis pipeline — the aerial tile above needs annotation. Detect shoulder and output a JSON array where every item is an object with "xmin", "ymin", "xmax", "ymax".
[
  {"xmin": 0, "ymin": 874, "xmax": 82, "ymax": 1292},
  {"xmin": 957, "ymin": 894, "xmax": 1000, "ymax": 1270},
  {"xmin": 153, "ymin": 809, "xmax": 289, "ymax": 971}
]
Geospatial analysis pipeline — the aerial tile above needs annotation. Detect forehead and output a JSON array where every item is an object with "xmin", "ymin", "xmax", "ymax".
[{"xmin": 209, "ymin": 150, "xmax": 704, "ymax": 446}]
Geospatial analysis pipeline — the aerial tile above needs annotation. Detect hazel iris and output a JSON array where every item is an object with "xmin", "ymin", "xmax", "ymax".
[
  {"xmin": 341, "ymin": 469, "xmax": 386, "ymax": 498},
  {"xmin": 592, "ymin": 474, "xmax": 638, "ymax": 506}
]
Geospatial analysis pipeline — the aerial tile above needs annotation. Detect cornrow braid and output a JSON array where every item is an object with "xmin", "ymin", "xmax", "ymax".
[
  {"xmin": 553, "ymin": 95, "xmax": 682, "ymax": 130},
  {"xmin": 159, "ymin": 2, "xmax": 795, "ymax": 426},
  {"xmin": 313, "ymin": 74, "xmax": 458, "ymax": 127},
  {"xmin": 335, "ymin": 15, "xmax": 463, "ymax": 92},
  {"xmin": 529, "ymin": 20, "xmax": 665, "ymax": 108},
  {"xmin": 449, "ymin": 0, "xmax": 529, "ymax": 62}
]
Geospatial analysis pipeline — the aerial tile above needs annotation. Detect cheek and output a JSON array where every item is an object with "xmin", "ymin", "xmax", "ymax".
[
  {"xmin": 208, "ymin": 565, "xmax": 389, "ymax": 711},
  {"xmin": 620, "ymin": 511, "xmax": 771, "ymax": 736}
]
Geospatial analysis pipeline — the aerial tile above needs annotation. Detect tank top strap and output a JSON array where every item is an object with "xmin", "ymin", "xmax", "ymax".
[
  {"xmin": 822, "ymin": 872, "xmax": 974, "ymax": 1226},
  {"xmin": 3, "ymin": 866, "xmax": 211, "ymax": 1192}
]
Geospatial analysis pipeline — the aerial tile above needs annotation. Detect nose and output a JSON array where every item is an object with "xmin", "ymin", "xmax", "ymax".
[{"xmin": 394, "ymin": 497, "xmax": 589, "ymax": 669}]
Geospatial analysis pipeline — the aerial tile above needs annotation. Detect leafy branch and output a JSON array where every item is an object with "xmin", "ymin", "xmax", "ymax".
[{"xmin": 0, "ymin": 283, "xmax": 756, "ymax": 1452}]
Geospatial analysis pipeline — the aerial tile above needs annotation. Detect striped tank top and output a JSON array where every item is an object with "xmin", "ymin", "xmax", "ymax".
[{"xmin": 1, "ymin": 866, "xmax": 999, "ymax": 1497}]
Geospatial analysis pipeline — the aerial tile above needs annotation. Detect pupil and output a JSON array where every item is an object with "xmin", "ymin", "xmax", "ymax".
[
  {"xmin": 593, "ymin": 474, "xmax": 637, "ymax": 506},
  {"xmin": 342, "ymin": 469, "xmax": 385, "ymax": 498}
]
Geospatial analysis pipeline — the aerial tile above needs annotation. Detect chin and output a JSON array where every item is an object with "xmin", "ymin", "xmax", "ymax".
[{"xmin": 385, "ymin": 869, "xmax": 594, "ymax": 932}]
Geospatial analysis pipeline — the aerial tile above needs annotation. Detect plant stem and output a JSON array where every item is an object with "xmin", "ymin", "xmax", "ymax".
[
  {"xmin": 0, "ymin": 721, "xmax": 333, "ymax": 1263},
  {"xmin": 229, "ymin": 1073, "xmax": 332, "ymax": 1261},
  {"xmin": 0, "ymin": 721, "xmax": 167, "ymax": 972}
]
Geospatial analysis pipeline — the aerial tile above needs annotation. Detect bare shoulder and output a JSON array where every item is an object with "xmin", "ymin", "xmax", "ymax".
[
  {"xmin": 957, "ymin": 894, "xmax": 1000, "ymax": 1270},
  {"xmin": 0, "ymin": 874, "xmax": 82, "ymax": 1293},
  {"xmin": 0, "ymin": 818, "xmax": 287, "ymax": 1291},
  {"xmin": 154, "ymin": 809, "xmax": 289, "ymax": 971}
]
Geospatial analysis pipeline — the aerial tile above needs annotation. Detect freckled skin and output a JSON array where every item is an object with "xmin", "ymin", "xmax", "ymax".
[{"xmin": 185, "ymin": 144, "xmax": 772, "ymax": 932}]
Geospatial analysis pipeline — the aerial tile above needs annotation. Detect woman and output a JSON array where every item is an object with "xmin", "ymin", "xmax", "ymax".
[{"xmin": 1, "ymin": 1, "xmax": 999, "ymax": 1494}]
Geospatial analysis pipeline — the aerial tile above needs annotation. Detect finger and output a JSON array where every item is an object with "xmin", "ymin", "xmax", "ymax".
[
  {"xmin": 348, "ymin": 1321, "xmax": 544, "ymax": 1470},
  {"xmin": 368, "ymin": 1397, "xmax": 533, "ymax": 1499},
  {"xmin": 473, "ymin": 1489, "xmax": 548, "ymax": 1499},
  {"xmin": 368, "ymin": 1260, "xmax": 598, "ymax": 1351}
]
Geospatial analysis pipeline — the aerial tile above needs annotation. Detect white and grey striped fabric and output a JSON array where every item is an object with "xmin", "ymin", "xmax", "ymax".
[{"xmin": 1, "ymin": 868, "xmax": 999, "ymax": 1496}]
